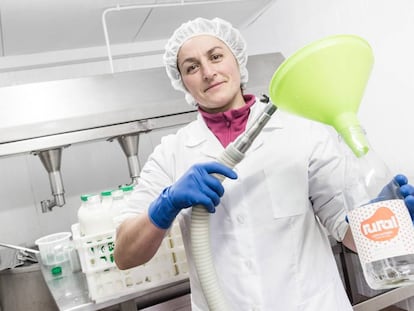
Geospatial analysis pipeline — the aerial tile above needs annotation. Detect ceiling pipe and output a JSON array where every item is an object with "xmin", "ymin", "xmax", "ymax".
[
  {"xmin": 32, "ymin": 146, "xmax": 68, "ymax": 213},
  {"xmin": 101, "ymin": 0, "xmax": 244, "ymax": 73}
]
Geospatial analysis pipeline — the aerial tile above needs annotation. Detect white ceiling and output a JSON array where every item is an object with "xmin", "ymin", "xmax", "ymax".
[{"xmin": 0, "ymin": 0, "xmax": 275, "ymax": 57}]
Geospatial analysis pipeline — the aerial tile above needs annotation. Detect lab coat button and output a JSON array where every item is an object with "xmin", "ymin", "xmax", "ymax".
[{"xmin": 237, "ymin": 214, "xmax": 245, "ymax": 224}]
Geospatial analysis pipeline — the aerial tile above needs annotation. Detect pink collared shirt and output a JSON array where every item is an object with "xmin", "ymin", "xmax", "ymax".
[{"xmin": 198, "ymin": 94, "xmax": 256, "ymax": 147}]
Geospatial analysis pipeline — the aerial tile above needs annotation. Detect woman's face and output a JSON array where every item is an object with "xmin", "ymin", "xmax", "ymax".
[{"xmin": 177, "ymin": 35, "xmax": 244, "ymax": 113}]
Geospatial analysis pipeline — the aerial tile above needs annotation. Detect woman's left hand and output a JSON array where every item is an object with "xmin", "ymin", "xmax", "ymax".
[{"xmin": 394, "ymin": 174, "xmax": 414, "ymax": 221}]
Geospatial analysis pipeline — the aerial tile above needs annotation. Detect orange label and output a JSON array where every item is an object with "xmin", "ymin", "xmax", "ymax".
[{"xmin": 360, "ymin": 206, "xmax": 399, "ymax": 241}]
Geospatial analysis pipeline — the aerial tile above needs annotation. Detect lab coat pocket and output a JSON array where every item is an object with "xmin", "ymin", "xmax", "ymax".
[{"xmin": 264, "ymin": 164, "xmax": 309, "ymax": 219}]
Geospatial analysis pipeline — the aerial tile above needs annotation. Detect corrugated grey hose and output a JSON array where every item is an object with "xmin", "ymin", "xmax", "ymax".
[{"xmin": 190, "ymin": 98, "xmax": 277, "ymax": 310}]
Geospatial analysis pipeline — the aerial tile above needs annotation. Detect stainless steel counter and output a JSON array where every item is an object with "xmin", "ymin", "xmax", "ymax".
[
  {"xmin": 6, "ymin": 239, "xmax": 414, "ymax": 311},
  {"xmin": 41, "ymin": 267, "xmax": 190, "ymax": 311}
]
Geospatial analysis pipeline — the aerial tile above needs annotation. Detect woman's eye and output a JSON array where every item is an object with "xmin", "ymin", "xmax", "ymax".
[
  {"xmin": 211, "ymin": 54, "xmax": 223, "ymax": 62},
  {"xmin": 186, "ymin": 63, "xmax": 199, "ymax": 74}
]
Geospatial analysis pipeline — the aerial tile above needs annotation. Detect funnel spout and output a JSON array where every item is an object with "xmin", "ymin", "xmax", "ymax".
[
  {"xmin": 268, "ymin": 34, "xmax": 374, "ymax": 157},
  {"xmin": 38, "ymin": 148, "xmax": 62, "ymax": 172},
  {"xmin": 126, "ymin": 156, "xmax": 140, "ymax": 185},
  {"xmin": 34, "ymin": 147, "xmax": 67, "ymax": 212},
  {"xmin": 116, "ymin": 134, "xmax": 141, "ymax": 184},
  {"xmin": 333, "ymin": 112, "xmax": 370, "ymax": 157}
]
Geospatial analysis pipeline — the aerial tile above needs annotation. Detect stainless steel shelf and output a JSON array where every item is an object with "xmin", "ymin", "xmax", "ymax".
[
  {"xmin": 333, "ymin": 241, "xmax": 414, "ymax": 311},
  {"xmin": 352, "ymin": 285, "xmax": 414, "ymax": 311},
  {"xmin": 0, "ymin": 53, "xmax": 283, "ymax": 148},
  {"xmin": 0, "ymin": 111, "xmax": 197, "ymax": 157}
]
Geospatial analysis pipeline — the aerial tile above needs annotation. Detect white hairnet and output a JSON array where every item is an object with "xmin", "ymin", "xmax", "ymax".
[{"xmin": 163, "ymin": 17, "xmax": 248, "ymax": 106}]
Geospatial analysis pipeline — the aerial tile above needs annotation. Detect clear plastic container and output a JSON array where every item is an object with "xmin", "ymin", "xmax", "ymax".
[
  {"xmin": 35, "ymin": 232, "xmax": 72, "ymax": 277},
  {"xmin": 343, "ymin": 126, "xmax": 414, "ymax": 289},
  {"xmin": 35, "ymin": 232, "xmax": 82, "ymax": 304}
]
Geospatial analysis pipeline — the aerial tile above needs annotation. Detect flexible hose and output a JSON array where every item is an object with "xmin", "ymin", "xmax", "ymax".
[
  {"xmin": 190, "ymin": 100, "xmax": 277, "ymax": 310},
  {"xmin": 191, "ymin": 145, "xmax": 244, "ymax": 311}
]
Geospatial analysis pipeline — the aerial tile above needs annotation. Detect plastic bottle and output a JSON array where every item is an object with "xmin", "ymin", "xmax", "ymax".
[
  {"xmin": 77, "ymin": 194, "xmax": 90, "ymax": 236},
  {"xmin": 343, "ymin": 126, "xmax": 414, "ymax": 289},
  {"xmin": 112, "ymin": 184, "xmax": 135, "ymax": 227},
  {"xmin": 110, "ymin": 189, "xmax": 125, "ymax": 220},
  {"xmin": 78, "ymin": 194, "xmax": 114, "ymax": 236},
  {"xmin": 120, "ymin": 184, "xmax": 134, "ymax": 205},
  {"xmin": 100, "ymin": 190, "xmax": 113, "ymax": 210}
]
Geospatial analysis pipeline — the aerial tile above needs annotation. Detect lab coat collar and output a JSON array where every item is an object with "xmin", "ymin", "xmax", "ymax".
[
  {"xmin": 185, "ymin": 100, "xmax": 284, "ymax": 157},
  {"xmin": 246, "ymin": 103, "xmax": 284, "ymax": 152},
  {"xmin": 186, "ymin": 114, "xmax": 224, "ymax": 158}
]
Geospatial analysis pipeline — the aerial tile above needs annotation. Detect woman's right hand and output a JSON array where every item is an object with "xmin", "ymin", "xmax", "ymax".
[{"xmin": 148, "ymin": 161, "xmax": 237, "ymax": 229}]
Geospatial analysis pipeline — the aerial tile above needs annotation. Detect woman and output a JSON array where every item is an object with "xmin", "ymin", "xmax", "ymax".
[{"xmin": 114, "ymin": 17, "xmax": 414, "ymax": 310}]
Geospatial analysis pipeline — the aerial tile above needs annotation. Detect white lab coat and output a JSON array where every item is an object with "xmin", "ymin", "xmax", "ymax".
[{"xmin": 127, "ymin": 99, "xmax": 352, "ymax": 311}]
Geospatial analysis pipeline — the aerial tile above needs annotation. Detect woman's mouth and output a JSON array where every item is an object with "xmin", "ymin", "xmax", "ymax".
[{"xmin": 204, "ymin": 82, "xmax": 224, "ymax": 92}]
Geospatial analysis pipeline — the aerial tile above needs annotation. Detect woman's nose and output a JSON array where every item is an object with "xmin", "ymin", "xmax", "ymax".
[{"xmin": 202, "ymin": 63, "xmax": 216, "ymax": 81}]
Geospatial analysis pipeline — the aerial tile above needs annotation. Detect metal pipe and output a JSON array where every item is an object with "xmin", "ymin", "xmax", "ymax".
[{"xmin": 101, "ymin": 0, "xmax": 245, "ymax": 73}]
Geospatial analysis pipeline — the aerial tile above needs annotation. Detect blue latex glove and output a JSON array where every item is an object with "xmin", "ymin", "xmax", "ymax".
[
  {"xmin": 376, "ymin": 174, "xmax": 414, "ymax": 222},
  {"xmin": 148, "ymin": 162, "xmax": 238, "ymax": 229},
  {"xmin": 346, "ymin": 174, "xmax": 414, "ymax": 224},
  {"xmin": 394, "ymin": 174, "xmax": 414, "ymax": 222}
]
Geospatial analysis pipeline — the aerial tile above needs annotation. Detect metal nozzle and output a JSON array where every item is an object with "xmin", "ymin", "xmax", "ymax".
[
  {"xmin": 113, "ymin": 134, "xmax": 141, "ymax": 185},
  {"xmin": 233, "ymin": 97, "xmax": 278, "ymax": 154},
  {"xmin": 33, "ymin": 147, "xmax": 67, "ymax": 212}
]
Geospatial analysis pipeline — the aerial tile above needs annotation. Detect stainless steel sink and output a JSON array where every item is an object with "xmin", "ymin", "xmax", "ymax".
[{"xmin": 0, "ymin": 262, "xmax": 58, "ymax": 311}]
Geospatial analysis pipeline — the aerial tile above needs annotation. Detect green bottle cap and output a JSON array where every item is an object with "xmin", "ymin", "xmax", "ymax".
[
  {"xmin": 120, "ymin": 184, "xmax": 134, "ymax": 192},
  {"xmin": 101, "ymin": 190, "xmax": 112, "ymax": 197},
  {"xmin": 51, "ymin": 266, "xmax": 62, "ymax": 276},
  {"xmin": 80, "ymin": 194, "xmax": 91, "ymax": 202}
]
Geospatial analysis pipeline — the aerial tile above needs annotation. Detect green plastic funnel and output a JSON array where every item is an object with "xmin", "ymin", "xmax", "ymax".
[{"xmin": 268, "ymin": 34, "xmax": 374, "ymax": 157}]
